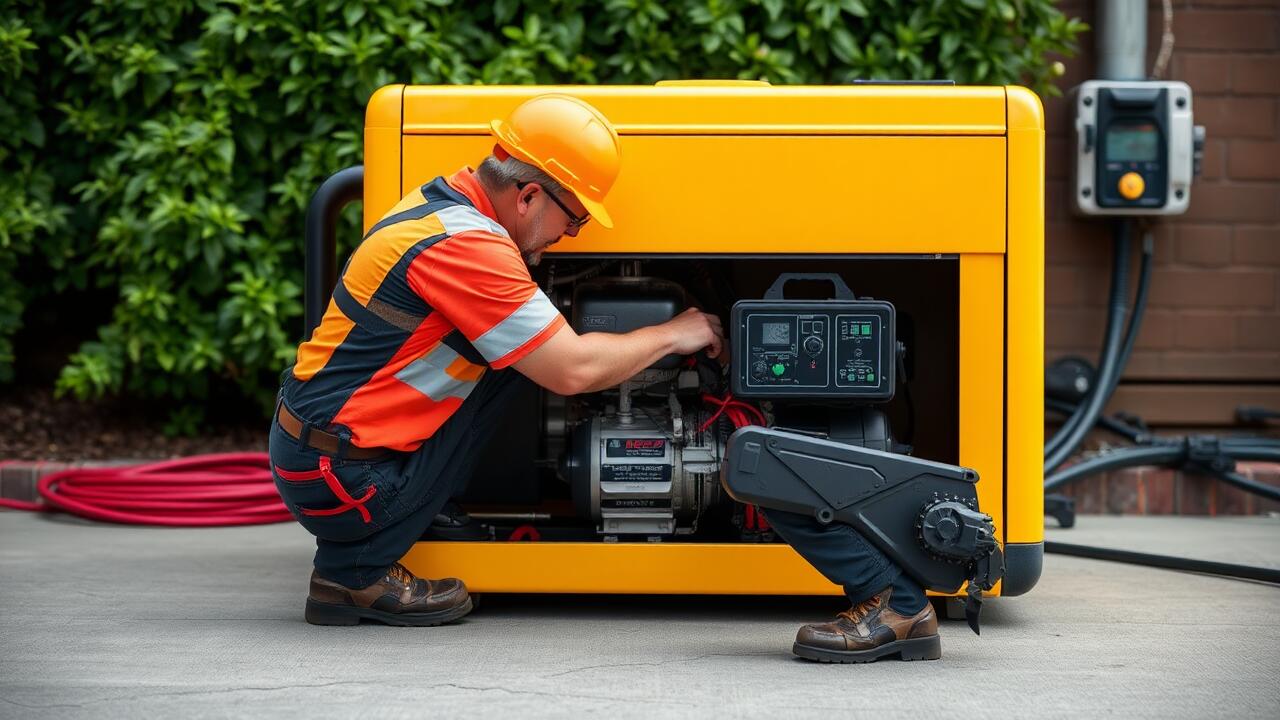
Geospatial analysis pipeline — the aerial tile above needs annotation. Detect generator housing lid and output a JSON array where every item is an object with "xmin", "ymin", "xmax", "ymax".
[{"xmin": 363, "ymin": 83, "xmax": 1044, "ymax": 257}]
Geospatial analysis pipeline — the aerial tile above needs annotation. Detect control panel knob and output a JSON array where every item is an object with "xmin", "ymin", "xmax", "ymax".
[
  {"xmin": 751, "ymin": 361, "xmax": 767, "ymax": 379},
  {"xmin": 803, "ymin": 336, "xmax": 823, "ymax": 356},
  {"xmin": 1118, "ymin": 171, "xmax": 1145, "ymax": 200}
]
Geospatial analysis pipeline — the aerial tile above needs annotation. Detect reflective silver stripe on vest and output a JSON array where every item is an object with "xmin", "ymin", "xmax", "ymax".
[
  {"xmin": 434, "ymin": 204, "xmax": 510, "ymax": 238},
  {"xmin": 394, "ymin": 342, "xmax": 484, "ymax": 403},
  {"xmin": 473, "ymin": 289, "xmax": 561, "ymax": 363}
]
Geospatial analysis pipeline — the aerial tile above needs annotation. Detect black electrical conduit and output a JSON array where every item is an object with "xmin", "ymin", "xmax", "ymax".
[
  {"xmin": 1043, "ymin": 221, "xmax": 1130, "ymax": 464},
  {"xmin": 1043, "ymin": 219, "xmax": 1280, "ymax": 584},
  {"xmin": 1045, "ymin": 542, "xmax": 1280, "ymax": 584},
  {"xmin": 1045, "ymin": 442, "xmax": 1280, "ymax": 501},
  {"xmin": 1045, "ymin": 398, "xmax": 1148, "ymax": 445},
  {"xmin": 1045, "ymin": 222, "xmax": 1155, "ymax": 472}
]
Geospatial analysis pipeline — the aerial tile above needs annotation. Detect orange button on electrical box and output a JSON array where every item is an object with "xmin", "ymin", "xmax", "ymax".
[{"xmin": 1118, "ymin": 172, "xmax": 1145, "ymax": 200}]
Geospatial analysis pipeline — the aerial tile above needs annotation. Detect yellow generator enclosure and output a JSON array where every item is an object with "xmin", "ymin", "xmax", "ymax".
[{"xmin": 357, "ymin": 83, "xmax": 1044, "ymax": 598}]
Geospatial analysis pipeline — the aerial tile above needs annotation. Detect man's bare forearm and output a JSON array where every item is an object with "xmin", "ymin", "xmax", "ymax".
[{"xmin": 572, "ymin": 325, "xmax": 678, "ymax": 393}]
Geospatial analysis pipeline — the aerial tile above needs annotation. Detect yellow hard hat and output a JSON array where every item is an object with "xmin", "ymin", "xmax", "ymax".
[{"xmin": 490, "ymin": 94, "xmax": 622, "ymax": 228}]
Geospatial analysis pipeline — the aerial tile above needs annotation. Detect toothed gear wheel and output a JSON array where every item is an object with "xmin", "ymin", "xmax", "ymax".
[{"xmin": 916, "ymin": 494, "xmax": 995, "ymax": 563}]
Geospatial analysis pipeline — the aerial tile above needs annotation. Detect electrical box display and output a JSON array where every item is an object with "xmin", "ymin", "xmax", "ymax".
[
  {"xmin": 730, "ymin": 296, "xmax": 895, "ymax": 401},
  {"xmin": 1070, "ymin": 80, "xmax": 1203, "ymax": 216}
]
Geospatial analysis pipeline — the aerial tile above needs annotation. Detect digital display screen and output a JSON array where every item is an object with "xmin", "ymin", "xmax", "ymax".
[
  {"xmin": 1106, "ymin": 123, "xmax": 1159, "ymax": 162},
  {"xmin": 761, "ymin": 322, "xmax": 791, "ymax": 346}
]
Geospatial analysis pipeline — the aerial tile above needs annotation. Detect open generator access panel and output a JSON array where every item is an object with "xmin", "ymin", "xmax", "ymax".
[{"xmin": 357, "ymin": 83, "xmax": 1044, "ymax": 597}]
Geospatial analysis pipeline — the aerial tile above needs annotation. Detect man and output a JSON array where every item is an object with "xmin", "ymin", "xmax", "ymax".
[
  {"xmin": 270, "ymin": 93, "xmax": 723, "ymax": 628},
  {"xmin": 270, "ymin": 93, "xmax": 937, "ymax": 663}
]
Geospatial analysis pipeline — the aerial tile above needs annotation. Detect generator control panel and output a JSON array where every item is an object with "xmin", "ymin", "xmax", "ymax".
[
  {"xmin": 730, "ymin": 275, "xmax": 895, "ymax": 401},
  {"xmin": 1071, "ymin": 80, "xmax": 1204, "ymax": 216}
]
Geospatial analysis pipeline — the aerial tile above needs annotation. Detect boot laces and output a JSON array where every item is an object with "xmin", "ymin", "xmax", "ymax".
[
  {"xmin": 838, "ymin": 594, "xmax": 882, "ymax": 624},
  {"xmin": 387, "ymin": 564, "xmax": 415, "ymax": 587}
]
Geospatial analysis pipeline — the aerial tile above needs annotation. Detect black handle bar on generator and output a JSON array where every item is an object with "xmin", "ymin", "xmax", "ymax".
[{"xmin": 304, "ymin": 165, "xmax": 364, "ymax": 340}]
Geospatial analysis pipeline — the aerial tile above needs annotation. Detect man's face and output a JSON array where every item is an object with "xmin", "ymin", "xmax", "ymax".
[{"xmin": 514, "ymin": 183, "xmax": 588, "ymax": 266}]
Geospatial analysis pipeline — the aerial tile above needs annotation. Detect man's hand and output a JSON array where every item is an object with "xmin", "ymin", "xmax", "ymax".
[
  {"xmin": 514, "ymin": 306, "xmax": 727, "ymax": 396},
  {"xmin": 665, "ymin": 307, "xmax": 726, "ymax": 360}
]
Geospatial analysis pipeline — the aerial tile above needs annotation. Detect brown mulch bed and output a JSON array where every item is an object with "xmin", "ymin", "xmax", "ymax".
[{"xmin": 2, "ymin": 386, "xmax": 268, "ymax": 462}]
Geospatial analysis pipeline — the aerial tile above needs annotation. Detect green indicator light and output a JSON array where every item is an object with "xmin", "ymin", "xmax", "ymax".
[
  {"xmin": 771, "ymin": 363, "xmax": 786, "ymax": 376},
  {"xmin": 867, "ymin": 372, "xmax": 875, "ymax": 382},
  {"xmin": 850, "ymin": 325, "xmax": 859, "ymax": 336},
  {"xmin": 861, "ymin": 324, "xmax": 871, "ymax": 335}
]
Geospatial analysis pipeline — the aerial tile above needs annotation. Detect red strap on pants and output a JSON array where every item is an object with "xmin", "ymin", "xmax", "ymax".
[{"xmin": 274, "ymin": 456, "xmax": 376, "ymax": 524}]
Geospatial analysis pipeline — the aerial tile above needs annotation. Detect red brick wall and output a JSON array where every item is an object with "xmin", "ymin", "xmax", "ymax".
[{"xmin": 1047, "ymin": 0, "xmax": 1280, "ymax": 428}]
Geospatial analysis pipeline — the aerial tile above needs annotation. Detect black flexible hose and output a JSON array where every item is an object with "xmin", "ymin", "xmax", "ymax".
[
  {"xmin": 1045, "ymin": 398, "xmax": 1147, "ymax": 443},
  {"xmin": 1045, "ymin": 542, "xmax": 1280, "ymax": 584},
  {"xmin": 1045, "ymin": 227, "xmax": 1155, "ymax": 463},
  {"xmin": 1210, "ymin": 468, "xmax": 1280, "ymax": 503},
  {"xmin": 1045, "ymin": 445, "xmax": 1179, "ymax": 491},
  {"xmin": 1220, "ymin": 436, "xmax": 1280, "ymax": 447},
  {"xmin": 1113, "ymin": 229, "xmax": 1154, "ymax": 387},
  {"xmin": 1045, "ymin": 444, "xmax": 1280, "ymax": 492},
  {"xmin": 1045, "ymin": 221, "xmax": 1133, "ymax": 471},
  {"xmin": 1045, "ymin": 225, "xmax": 1155, "ymax": 464}
]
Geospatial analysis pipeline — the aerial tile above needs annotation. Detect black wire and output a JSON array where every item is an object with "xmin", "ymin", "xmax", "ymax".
[
  {"xmin": 1045, "ymin": 444, "xmax": 1280, "ymax": 492},
  {"xmin": 1210, "ymin": 468, "xmax": 1280, "ymax": 503},
  {"xmin": 896, "ymin": 348, "xmax": 915, "ymax": 445},
  {"xmin": 1045, "ymin": 220, "xmax": 1133, "ymax": 468},
  {"xmin": 1046, "ymin": 223, "xmax": 1156, "ymax": 465},
  {"xmin": 1045, "ymin": 398, "xmax": 1147, "ymax": 443},
  {"xmin": 1045, "ymin": 445, "xmax": 1177, "ymax": 491},
  {"xmin": 1114, "ymin": 228, "xmax": 1154, "ymax": 385},
  {"xmin": 1045, "ymin": 542, "xmax": 1280, "ymax": 584}
]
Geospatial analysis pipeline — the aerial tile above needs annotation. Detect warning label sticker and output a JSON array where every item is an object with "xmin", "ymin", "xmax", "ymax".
[
  {"xmin": 605, "ymin": 438, "xmax": 668, "ymax": 458},
  {"xmin": 600, "ymin": 464, "xmax": 672, "ymax": 483}
]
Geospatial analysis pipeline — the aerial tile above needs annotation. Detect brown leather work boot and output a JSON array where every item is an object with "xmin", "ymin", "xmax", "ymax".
[
  {"xmin": 304, "ymin": 563, "xmax": 472, "ymax": 627},
  {"xmin": 793, "ymin": 585, "xmax": 940, "ymax": 663}
]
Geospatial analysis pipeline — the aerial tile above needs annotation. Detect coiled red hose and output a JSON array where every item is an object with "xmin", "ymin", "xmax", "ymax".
[{"xmin": 0, "ymin": 453, "xmax": 292, "ymax": 526}]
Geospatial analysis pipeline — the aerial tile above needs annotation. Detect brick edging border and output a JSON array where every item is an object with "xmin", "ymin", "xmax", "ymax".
[{"xmin": 0, "ymin": 460, "xmax": 146, "ymax": 505}]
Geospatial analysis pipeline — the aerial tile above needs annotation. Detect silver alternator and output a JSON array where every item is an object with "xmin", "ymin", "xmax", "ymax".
[{"xmin": 563, "ymin": 373, "xmax": 724, "ymax": 536}]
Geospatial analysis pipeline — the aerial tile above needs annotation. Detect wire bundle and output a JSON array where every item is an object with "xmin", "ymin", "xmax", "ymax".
[
  {"xmin": 0, "ymin": 453, "xmax": 292, "ymax": 526},
  {"xmin": 698, "ymin": 392, "xmax": 766, "ymax": 432}
]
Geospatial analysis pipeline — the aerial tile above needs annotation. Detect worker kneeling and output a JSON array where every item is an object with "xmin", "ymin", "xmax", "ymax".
[{"xmin": 270, "ymin": 94, "xmax": 994, "ymax": 663}]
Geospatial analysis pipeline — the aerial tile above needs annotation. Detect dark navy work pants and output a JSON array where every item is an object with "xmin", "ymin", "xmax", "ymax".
[
  {"xmin": 762, "ymin": 509, "xmax": 928, "ymax": 614},
  {"xmin": 269, "ymin": 368, "xmax": 529, "ymax": 589}
]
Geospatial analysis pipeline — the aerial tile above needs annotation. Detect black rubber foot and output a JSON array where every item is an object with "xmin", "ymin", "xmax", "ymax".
[
  {"xmin": 304, "ymin": 597, "xmax": 473, "ymax": 627},
  {"xmin": 793, "ymin": 634, "xmax": 941, "ymax": 663}
]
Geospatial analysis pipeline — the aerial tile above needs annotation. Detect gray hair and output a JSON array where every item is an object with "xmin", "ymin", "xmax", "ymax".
[{"xmin": 476, "ymin": 154, "xmax": 569, "ymax": 198}]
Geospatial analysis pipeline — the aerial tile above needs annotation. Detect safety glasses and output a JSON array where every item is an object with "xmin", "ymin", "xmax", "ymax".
[{"xmin": 517, "ymin": 181, "xmax": 590, "ymax": 231}]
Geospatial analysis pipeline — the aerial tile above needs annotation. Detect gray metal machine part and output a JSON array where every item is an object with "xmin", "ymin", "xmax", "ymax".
[
  {"xmin": 721, "ymin": 425, "xmax": 1004, "ymax": 633},
  {"xmin": 564, "ymin": 372, "xmax": 724, "ymax": 537}
]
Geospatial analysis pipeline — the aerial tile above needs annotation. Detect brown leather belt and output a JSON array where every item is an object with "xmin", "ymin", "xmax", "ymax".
[{"xmin": 275, "ymin": 403, "xmax": 388, "ymax": 460}]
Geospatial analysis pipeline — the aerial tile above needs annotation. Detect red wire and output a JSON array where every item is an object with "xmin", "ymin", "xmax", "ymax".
[
  {"xmin": 698, "ymin": 393, "xmax": 772, "ymax": 534},
  {"xmin": 0, "ymin": 453, "xmax": 293, "ymax": 526},
  {"xmin": 699, "ymin": 392, "xmax": 766, "ymax": 432},
  {"xmin": 508, "ymin": 524, "xmax": 542, "ymax": 541}
]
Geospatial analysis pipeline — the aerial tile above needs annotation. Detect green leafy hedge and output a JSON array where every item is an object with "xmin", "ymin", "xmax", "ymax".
[{"xmin": 0, "ymin": 0, "xmax": 1084, "ymax": 418}]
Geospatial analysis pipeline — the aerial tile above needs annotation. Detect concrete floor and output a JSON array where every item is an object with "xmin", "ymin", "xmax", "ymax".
[{"xmin": 1, "ymin": 512, "xmax": 1277, "ymax": 719}]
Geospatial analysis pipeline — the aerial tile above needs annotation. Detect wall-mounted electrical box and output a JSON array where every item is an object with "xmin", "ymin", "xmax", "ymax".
[{"xmin": 1071, "ymin": 80, "xmax": 1204, "ymax": 216}]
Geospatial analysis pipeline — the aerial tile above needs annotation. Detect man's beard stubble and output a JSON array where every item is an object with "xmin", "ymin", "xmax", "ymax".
[{"xmin": 521, "ymin": 211, "xmax": 549, "ymax": 267}]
